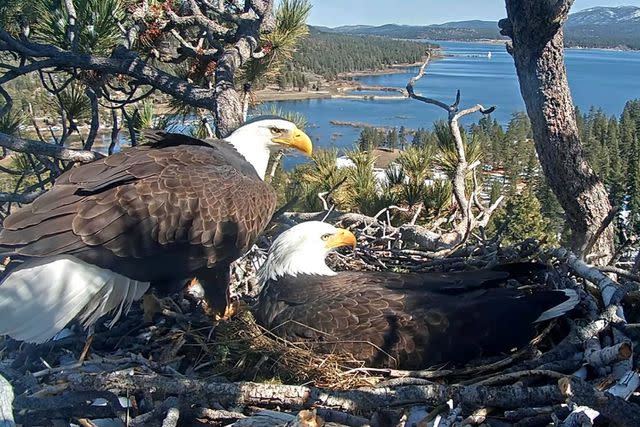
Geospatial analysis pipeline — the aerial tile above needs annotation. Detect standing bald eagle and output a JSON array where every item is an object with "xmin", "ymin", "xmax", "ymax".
[
  {"xmin": 0, "ymin": 117, "xmax": 312, "ymax": 343},
  {"xmin": 253, "ymin": 221, "xmax": 579, "ymax": 369}
]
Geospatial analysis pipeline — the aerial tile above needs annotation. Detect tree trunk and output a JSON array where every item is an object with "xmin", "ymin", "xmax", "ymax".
[
  {"xmin": 501, "ymin": 1, "xmax": 614, "ymax": 263},
  {"xmin": 213, "ymin": 2, "xmax": 275, "ymax": 138},
  {"xmin": 0, "ymin": 374, "xmax": 15, "ymax": 427},
  {"xmin": 214, "ymin": 47, "xmax": 245, "ymax": 138}
]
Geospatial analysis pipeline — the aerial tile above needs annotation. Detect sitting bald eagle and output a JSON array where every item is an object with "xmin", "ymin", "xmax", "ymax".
[
  {"xmin": 253, "ymin": 221, "xmax": 579, "ymax": 369},
  {"xmin": 0, "ymin": 116, "xmax": 312, "ymax": 343}
]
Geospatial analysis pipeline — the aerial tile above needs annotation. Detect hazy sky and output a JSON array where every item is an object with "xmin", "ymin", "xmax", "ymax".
[{"xmin": 305, "ymin": 1, "xmax": 640, "ymax": 27}]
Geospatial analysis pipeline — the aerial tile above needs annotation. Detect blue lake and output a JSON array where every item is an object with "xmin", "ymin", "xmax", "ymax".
[{"xmin": 257, "ymin": 41, "xmax": 640, "ymax": 169}]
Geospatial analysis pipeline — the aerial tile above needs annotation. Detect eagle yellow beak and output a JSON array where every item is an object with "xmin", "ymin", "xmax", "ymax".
[
  {"xmin": 273, "ymin": 127, "xmax": 313, "ymax": 156},
  {"xmin": 325, "ymin": 228, "xmax": 357, "ymax": 250}
]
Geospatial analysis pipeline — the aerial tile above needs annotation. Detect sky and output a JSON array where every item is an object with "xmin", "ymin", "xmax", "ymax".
[{"xmin": 305, "ymin": 1, "xmax": 640, "ymax": 27}]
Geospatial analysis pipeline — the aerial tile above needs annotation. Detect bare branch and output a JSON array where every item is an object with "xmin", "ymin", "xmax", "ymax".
[
  {"xmin": 0, "ymin": 86, "xmax": 12, "ymax": 120},
  {"xmin": 0, "ymin": 189, "xmax": 46, "ymax": 204},
  {"xmin": 453, "ymin": 104, "xmax": 496, "ymax": 121},
  {"xmin": 121, "ymin": 107, "xmax": 138, "ymax": 147},
  {"xmin": 63, "ymin": 0, "xmax": 79, "ymax": 51},
  {"xmin": 405, "ymin": 54, "xmax": 451, "ymax": 111},
  {"xmin": 580, "ymin": 207, "xmax": 620, "ymax": 260},
  {"xmin": 265, "ymin": 150, "xmax": 284, "ymax": 183},
  {"xmin": 108, "ymin": 109, "xmax": 120, "ymax": 155},
  {"xmin": 165, "ymin": 0, "xmax": 230, "ymax": 38},
  {"xmin": 83, "ymin": 86, "xmax": 100, "ymax": 150},
  {"xmin": 477, "ymin": 195, "xmax": 505, "ymax": 228},
  {"xmin": 0, "ymin": 133, "xmax": 103, "ymax": 163},
  {"xmin": 0, "ymin": 30, "xmax": 218, "ymax": 112},
  {"xmin": 169, "ymin": 29, "xmax": 218, "ymax": 60},
  {"xmin": 0, "ymin": 165, "xmax": 27, "ymax": 176},
  {"xmin": 63, "ymin": 371, "xmax": 564, "ymax": 415},
  {"xmin": 0, "ymin": 59, "xmax": 59, "ymax": 87},
  {"xmin": 406, "ymin": 52, "xmax": 498, "ymax": 245},
  {"xmin": 552, "ymin": 248, "xmax": 620, "ymax": 306}
]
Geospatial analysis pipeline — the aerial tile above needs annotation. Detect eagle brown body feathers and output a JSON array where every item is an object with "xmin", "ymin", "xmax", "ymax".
[
  {"xmin": 254, "ymin": 266, "xmax": 574, "ymax": 369},
  {"xmin": 0, "ymin": 132, "xmax": 277, "ymax": 304}
]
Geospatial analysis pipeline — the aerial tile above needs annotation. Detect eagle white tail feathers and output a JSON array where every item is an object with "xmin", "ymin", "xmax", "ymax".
[
  {"xmin": 535, "ymin": 289, "xmax": 580, "ymax": 323},
  {"xmin": 0, "ymin": 255, "xmax": 149, "ymax": 344}
]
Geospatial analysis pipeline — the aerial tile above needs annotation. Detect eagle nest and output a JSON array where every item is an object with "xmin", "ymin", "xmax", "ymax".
[
  {"xmin": 2, "ymin": 228, "xmax": 640, "ymax": 426},
  {"xmin": 211, "ymin": 309, "xmax": 379, "ymax": 389}
]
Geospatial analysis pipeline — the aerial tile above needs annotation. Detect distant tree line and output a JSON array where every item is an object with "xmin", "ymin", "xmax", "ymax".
[
  {"xmin": 317, "ymin": 23, "xmax": 640, "ymax": 51},
  {"xmin": 577, "ymin": 101, "xmax": 640, "ymax": 238},
  {"xmin": 357, "ymin": 126, "xmax": 410, "ymax": 151},
  {"xmin": 283, "ymin": 28, "xmax": 434, "ymax": 81},
  {"xmin": 565, "ymin": 26, "xmax": 640, "ymax": 50}
]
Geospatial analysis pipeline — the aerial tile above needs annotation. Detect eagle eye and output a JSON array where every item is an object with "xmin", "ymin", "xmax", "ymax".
[
  {"xmin": 321, "ymin": 233, "xmax": 332, "ymax": 241},
  {"xmin": 270, "ymin": 127, "xmax": 283, "ymax": 134}
]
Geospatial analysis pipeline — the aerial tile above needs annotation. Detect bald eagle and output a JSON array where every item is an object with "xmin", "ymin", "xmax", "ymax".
[
  {"xmin": 253, "ymin": 221, "xmax": 579, "ymax": 369},
  {"xmin": 0, "ymin": 117, "xmax": 312, "ymax": 343}
]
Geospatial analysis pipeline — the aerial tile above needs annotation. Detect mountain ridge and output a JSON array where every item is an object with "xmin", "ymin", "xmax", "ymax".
[{"xmin": 317, "ymin": 6, "xmax": 640, "ymax": 50}]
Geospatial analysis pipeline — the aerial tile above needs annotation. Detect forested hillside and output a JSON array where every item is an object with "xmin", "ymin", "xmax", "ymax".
[{"xmin": 283, "ymin": 28, "xmax": 434, "ymax": 81}]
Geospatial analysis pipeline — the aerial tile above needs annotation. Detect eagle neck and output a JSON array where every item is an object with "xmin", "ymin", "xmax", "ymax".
[
  {"xmin": 224, "ymin": 132, "xmax": 271, "ymax": 180},
  {"xmin": 258, "ymin": 251, "xmax": 337, "ymax": 284}
]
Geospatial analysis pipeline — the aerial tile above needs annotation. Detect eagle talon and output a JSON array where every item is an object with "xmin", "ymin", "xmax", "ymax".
[
  {"xmin": 142, "ymin": 294, "xmax": 168, "ymax": 323},
  {"xmin": 215, "ymin": 302, "xmax": 238, "ymax": 321}
]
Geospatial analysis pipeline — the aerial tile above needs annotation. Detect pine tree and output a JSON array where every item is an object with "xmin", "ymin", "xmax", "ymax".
[
  {"xmin": 502, "ymin": 112, "xmax": 532, "ymax": 193},
  {"xmin": 622, "ymin": 103, "xmax": 640, "ymax": 233},
  {"xmin": 412, "ymin": 130, "xmax": 422, "ymax": 147},
  {"xmin": 494, "ymin": 190, "xmax": 557, "ymax": 245},
  {"xmin": 387, "ymin": 127, "xmax": 399, "ymax": 150},
  {"xmin": 606, "ymin": 118, "xmax": 624, "ymax": 210},
  {"xmin": 489, "ymin": 181, "xmax": 502, "ymax": 205},
  {"xmin": 399, "ymin": 126, "xmax": 407, "ymax": 150}
]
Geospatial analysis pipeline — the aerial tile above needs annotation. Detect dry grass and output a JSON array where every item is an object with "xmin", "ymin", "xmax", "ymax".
[{"xmin": 209, "ymin": 307, "xmax": 382, "ymax": 389}]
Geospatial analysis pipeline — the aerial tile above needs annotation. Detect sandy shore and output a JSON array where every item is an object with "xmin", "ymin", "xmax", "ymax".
[
  {"xmin": 253, "ymin": 90, "xmax": 333, "ymax": 102},
  {"xmin": 340, "ymin": 62, "xmax": 424, "ymax": 78},
  {"xmin": 253, "ymin": 61, "xmax": 425, "ymax": 102}
]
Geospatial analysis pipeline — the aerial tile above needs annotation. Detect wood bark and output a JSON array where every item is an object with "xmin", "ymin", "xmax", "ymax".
[
  {"xmin": 50, "ymin": 371, "xmax": 640, "ymax": 426},
  {"xmin": 585, "ymin": 340, "xmax": 632, "ymax": 368},
  {"xmin": 0, "ymin": 375, "xmax": 15, "ymax": 427},
  {"xmin": 0, "ymin": 132, "xmax": 101, "ymax": 163},
  {"xmin": 0, "ymin": 0, "xmax": 276, "ymax": 143},
  {"xmin": 558, "ymin": 377, "xmax": 640, "ymax": 427},
  {"xmin": 500, "ymin": 1, "xmax": 615, "ymax": 263},
  {"xmin": 213, "ymin": 2, "xmax": 275, "ymax": 137},
  {"xmin": 62, "ymin": 372, "xmax": 564, "ymax": 413}
]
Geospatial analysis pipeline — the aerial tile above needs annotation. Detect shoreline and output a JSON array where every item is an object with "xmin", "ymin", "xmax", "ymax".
[
  {"xmin": 423, "ymin": 37, "xmax": 637, "ymax": 52},
  {"xmin": 340, "ymin": 61, "xmax": 424, "ymax": 78},
  {"xmin": 253, "ymin": 61, "xmax": 426, "ymax": 103},
  {"xmin": 252, "ymin": 39, "xmax": 638, "ymax": 103}
]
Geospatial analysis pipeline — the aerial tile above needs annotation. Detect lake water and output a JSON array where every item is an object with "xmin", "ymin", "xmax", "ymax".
[{"xmin": 258, "ymin": 41, "xmax": 640, "ymax": 169}]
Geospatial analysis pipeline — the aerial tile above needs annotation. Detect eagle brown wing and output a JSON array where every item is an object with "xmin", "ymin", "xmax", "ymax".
[
  {"xmin": 254, "ymin": 272, "xmax": 417, "ymax": 367},
  {"xmin": 254, "ymin": 269, "xmax": 572, "ymax": 369},
  {"xmin": 0, "ymin": 140, "xmax": 277, "ymax": 282}
]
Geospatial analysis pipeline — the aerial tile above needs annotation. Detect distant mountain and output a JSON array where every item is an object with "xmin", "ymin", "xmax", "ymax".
[
  {"xmin": 325, "ymin": 23, "xmax": 501, "ymax": 42},
  {"xmin": 318, "ymin": 6, "xmax": 640, "ymax": 50},
  {"xmin": 329, "ymin": 25, "xmax": 376, "ymax": 32},
  {"xmin": 330, "ymin": 24, "xmax": 429, "ymax": 39},
  {"xmin": 564, "ymin": 6, "xmax": 640, "ymax": 49},
  {"xmin": 431, "ymin": 20, "xmax": 497, "ymax": 30},
  {"xmin": 567, "ymin": 6, "xmax": 640, "ymax": 26}
]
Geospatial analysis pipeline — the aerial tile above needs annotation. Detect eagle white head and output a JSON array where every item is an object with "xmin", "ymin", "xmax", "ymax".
[
  {"xmin": 258, "ymin": 221, "xmax": 357, "ymax": 282},
  {"xmin": 225, "ymin": 116, "xmax": 313, "ymax": 180}
]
